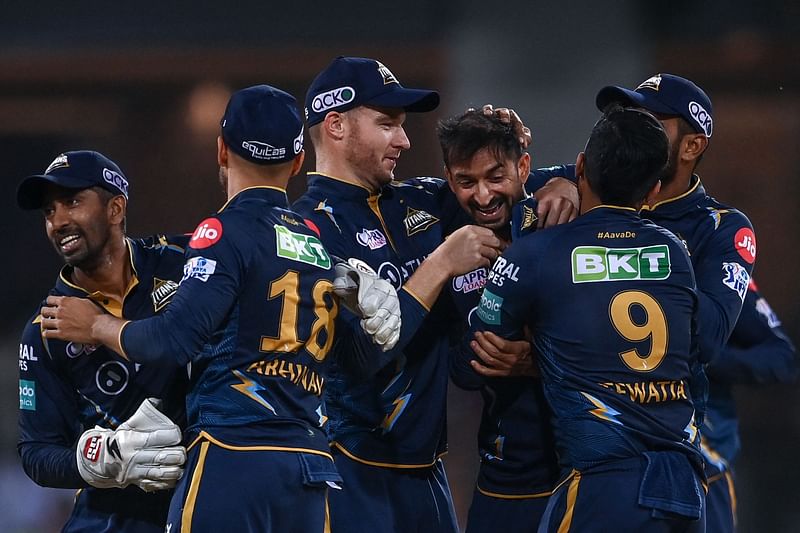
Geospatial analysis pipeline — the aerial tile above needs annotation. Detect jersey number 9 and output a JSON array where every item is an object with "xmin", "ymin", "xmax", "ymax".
[{"xmin": 609, "ymin": 290, "xmax": 668, "ymax": 372}]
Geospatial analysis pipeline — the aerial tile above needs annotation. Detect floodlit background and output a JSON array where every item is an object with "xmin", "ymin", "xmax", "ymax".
[{"xmin": 2, "ymin": 2, "xmax": 798, "ymax": 531}]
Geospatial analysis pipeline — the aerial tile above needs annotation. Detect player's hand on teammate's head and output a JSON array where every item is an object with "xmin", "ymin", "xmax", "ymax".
[
  {"xmin": 475, "ymin": 104, "xmax": 532, "ymax": 149},
  {"xmin": 40, "ymin": 296, "xmax": 103, "ymax": 344},
  {"xmin": 469, "ymin": 331, "xmax": 538, "ymax": 378},
  {"xmin": 533, "ymin": 177, "xmax": 579, "ymax": 228}
]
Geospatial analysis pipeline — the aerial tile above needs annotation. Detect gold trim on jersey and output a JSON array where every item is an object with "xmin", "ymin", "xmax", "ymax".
[
  {"xmin": 186, "ymin": 431, "xmax": 334, "ymax": 460},
  {"xmin": 217, "ymin": 185, "xmax": 288, "ymax": 213},
  {"xmin": 182, "ymin": 440, "xmax": 210, "ymax": 532},
  {"xmin": 400, "ymin": 286, "xmax": 431, "ymax": 312},
  {"xmin": 476, "ymin": 484, "xmax": 552, "ymax": 500},
  {"xmin": 332, "ymin": 441, "xmax": 447, "ymax": 469},
  {"xmin": 557, "ymin": 469, "xmax": 582, "ymax": 533},
  {"xmin": 585, "ymin": 204, "xmax": 638, "ymax": 213},
  {"xmin": 308, "ymin": 171, "xmax": 373, "ymax": 194},
  {"xmin": 367, "ymin": 195, "xmax": 398, "ymax": 252},
  {"xmin": 641, "ymin": 176, "xmax": 702, "ymax": 211}
]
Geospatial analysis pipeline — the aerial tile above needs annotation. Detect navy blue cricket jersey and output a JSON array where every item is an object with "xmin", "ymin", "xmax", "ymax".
[
  {"xmin": 453, "ymin": 206, "xmax": 705, "ymax": 472},
  {"xmin": 702, "ymin": 280, "xmax": 797, "ymax": 470},
  {"xmin": 18, "ymin": 235, "xmax": 189, "ymax": 532},
  {"xmin": 448, "ymin": 169, "xmax": 571, "ymax": 497},
  {"xmin": 121, "ymin": 187, "xmax": 338, "ymax": 455},
  {"xmin": 293, "ymin": 173, "xmax": 462, "ymax": 467}
]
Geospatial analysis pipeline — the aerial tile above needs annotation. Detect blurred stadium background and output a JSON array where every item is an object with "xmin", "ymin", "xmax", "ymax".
[{"xmin": 2, "ymin": 2, "xmax": 797, "ymax": 531}]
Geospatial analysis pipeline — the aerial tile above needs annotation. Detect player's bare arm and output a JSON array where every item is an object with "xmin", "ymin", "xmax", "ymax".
[
  {"xmin": 41, "ymin": 295, "xmax": 128, "ymax": 356},
  {"xmin": 470, "ymin": 330, "xmax": 538, "ymax": 378}
]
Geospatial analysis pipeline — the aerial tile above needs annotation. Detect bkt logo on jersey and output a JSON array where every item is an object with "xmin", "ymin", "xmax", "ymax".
[
  {"xmin": 242, "ymin": 140, "xmax": 286, "ymax": 161},
  {"xmin": 722, "ymin": 262, "xmax": 750, "ymax": 301},
  {"xmin": 476, "ymin": 289, "xmax": 504, "ymax": 325},
  {"xmin": 311, "ymin": 86, "xmax": 356, "ymax": 113},
  {"xmin": 356, "ymin": 228, "xmax": 387, "ymax": 250},
  {"xmin": 19, "ymin": 380, "xmax": 36, "ymax": 411},
  {"xmin": 102, "ymin": 168, "xmax": 129, "ymax": 196},
  {"xmin": 688, "ymin": 101, "xmax": 713, "ymax": 137},
  {"xmin": 453, "ymin": 268, "xmax": 487, "ymax": 294},
  {"xmin": 275, "ymin": 225, "xmax": 332, "ymax": 269},
  {"xmin": 18, "ymin": 344, "xmax": 38, "ymax": 371},
  {"xmin": 572, "ymin": 245, "xmax": 671, "ymax": 283},
  {"xmin": 182, "ymin": 256, "xmax": 217, "ymax": 282}
]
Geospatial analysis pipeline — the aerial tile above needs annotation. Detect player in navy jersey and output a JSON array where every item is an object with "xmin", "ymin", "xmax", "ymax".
[
  {"xmin": 294, "ymin": 57, "xmax": 579, "ymax": 533},
  {"xmin": 455, "ymin": 106, "xmax": 707, "ymax": 532},
  {"xmin": 16, "ymin": 150, "xmax": 188, "ymax": 533},
  {"xmin": 438, "ymin": 110, "xmax": 563, "ymax": 533},
  {"xmin": 40, "ymin": 85, "xmax": 398, "ymax": 532},
  {"xmin": 595, "ymin": 74, "xmax": 760, "ymax": 531}
]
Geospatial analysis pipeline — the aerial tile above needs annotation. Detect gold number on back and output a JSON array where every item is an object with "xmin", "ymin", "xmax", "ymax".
[{"xmin": 608, "ymin": 290, "xmax": 668, "ymax": 372}]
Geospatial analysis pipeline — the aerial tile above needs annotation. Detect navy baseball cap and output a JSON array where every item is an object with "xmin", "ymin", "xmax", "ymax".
[
  {"xmin": 595, "ymin": 74, "xmax": 713, "ymax": 137},
  {"xmin": 221, "ymin": 84, "xmax": 305, "ymax": 165},
  {"xmin": 305, "ymin": 56, "xmax": 440, "ymax": 127},
  {"xmin": 17, "ymin": 150, "xmax": 129, "ymax": 210}
]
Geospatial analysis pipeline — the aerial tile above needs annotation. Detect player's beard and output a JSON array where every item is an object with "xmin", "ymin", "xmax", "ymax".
[
  {"xmin": 660, "ymin": 140, "xmax": 680, "ymax": 187},
  {"xmin": 52, "ymin": 220, "xmax": 113, "ymax": 271}
]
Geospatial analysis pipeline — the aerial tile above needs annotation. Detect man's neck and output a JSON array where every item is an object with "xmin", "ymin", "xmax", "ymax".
[
  {"xmin": 226, "ymin": 171, "xmax": 287, "ymax": 199},
  {"xmin": 71, "ymin": 235, "xmax": 132, "ymax": 301},
  {"xmin": 315, "ymin": 153, "xmax": 379, "ymax": 193},
  {"xmin": 653, "ymin": 170, "xmax": 693, "ymax": 204}
]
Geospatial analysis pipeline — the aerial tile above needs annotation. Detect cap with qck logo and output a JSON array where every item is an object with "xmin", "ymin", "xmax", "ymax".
[
  {"xmin": 220, "ymin": 84, "xmax": 305, "ymax": 165},
  {"xmin": 17, "ymin": 150, "xmax": 130, "ymax": 210},
  {"xmin": 595, "ymin": 73, "xmax": 714, "ymax": 137},
  {"xmin": 305, "ymin": 56, "xmax": 440, "ymax": 127}
]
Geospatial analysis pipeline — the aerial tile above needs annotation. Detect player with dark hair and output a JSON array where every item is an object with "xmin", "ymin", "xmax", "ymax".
[
  {"xmin": 455, "ymin": 105, "xmax": 708, "ymax": 532},
  {"xmin": 294, "ymin": 56, "xmax": 578, "ymax": 532},
  {"xmin": 41, "ymin": 85, "xmax": 399, "ymax": 532},
  {"xmin": 16, "ymin": 150, "xmax": 188, "ymax": 532},
  {"xmin": 438, "ymin": 109, "xmax": 562, "ymax": 532},
  {"xmin": 596, "ymin": 74, "xmax": 761, "ymax": 531}
]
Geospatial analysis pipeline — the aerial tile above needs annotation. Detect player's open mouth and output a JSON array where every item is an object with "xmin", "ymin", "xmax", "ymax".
[
  {"xmin": 59, "ymin": 234, "xmax": 82, "ymax": 253},
  {"xmin": 474, "ymin": 201, "xmax": 503, "ymax": 220}
]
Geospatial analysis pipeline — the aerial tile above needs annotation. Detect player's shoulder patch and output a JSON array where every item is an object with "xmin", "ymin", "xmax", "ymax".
[{"xmin": 189, "ymin": 217, "xmax": 224, "ymax": 249}]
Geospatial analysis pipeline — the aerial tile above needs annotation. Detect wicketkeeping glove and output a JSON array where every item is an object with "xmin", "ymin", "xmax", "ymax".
[
  {"xmin": 76, "ymin": 398, "xmax": 186, "ymax": 492},
  {"xmin": 333, "ymin": 258, "xmax": 401, "ymax": 351}
]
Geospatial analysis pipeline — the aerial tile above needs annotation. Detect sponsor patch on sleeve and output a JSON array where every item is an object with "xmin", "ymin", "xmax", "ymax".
[
  {"xmin": 476, "ymin": 289, "xmax": 504, "ymax": 325},
  {"xmin": 18, "ymin": 344, "xmax": 38, "ymax": 372},
  {"xmin": 734, "ymin": 227, "xmax": 756, "ymax": 264},
  {"xmin": 189, "ymin": 218, "xmax": 223, "ymax": 249},
  {"xmin": 721, "ymin": 262, "xmax": 750, "ymax": 301},
  {"xmin": 182, "ymin": 257, "xmax": 218, "ymax": 282},
  {"xmin": 19, "ymin": 380, "xmax": 36, "ymax": 411}
]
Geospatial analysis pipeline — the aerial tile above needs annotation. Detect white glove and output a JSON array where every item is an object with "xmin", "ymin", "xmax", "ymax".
[
  {"xmin": 333, "ymin": 258, "xmax": 401, "ymax": 352},
  {"xmin": 76, "ymin": 398, "xmax": 186, "ymax": 492}
]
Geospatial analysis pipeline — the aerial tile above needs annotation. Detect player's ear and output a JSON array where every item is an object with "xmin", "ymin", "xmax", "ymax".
[
  {"xmin": 217, "ymin": 136, "xmax": 228, "ymax": 167},
  {"xmin": 323, "ymin": 112, "xmax": 345, "ymax": 141},
  {"xmin": 108, "ymin": 195, "xmax": 127, "ymax": 226},
  {"xmin": 575, "ymin": 151, "xmax": 585, "ymax": 180},
  {"xmin": 289, "ymin": 150, "xmax": 305, "ymax": 177},
  {"xmin": 681, "ymin": 133, "xmax": 707, "ymax": 164},
  {"xmin": 644, "ymin": 179, "xmax": 662, "ymax": 207},
  {"xmin": 517, "ymin": 152, "xmax": 531, "ymax": 185}
]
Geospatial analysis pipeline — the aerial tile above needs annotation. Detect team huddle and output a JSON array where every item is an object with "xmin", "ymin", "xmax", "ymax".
[{"xmin": 16, "ymin": 57, "xmax": 796, "ymax": 533}]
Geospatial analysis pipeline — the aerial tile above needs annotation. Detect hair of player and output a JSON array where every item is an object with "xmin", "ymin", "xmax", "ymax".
[
  {"xmin": 436, "ymin": 109, "xmax": 523, "ymax": 169},
  {"xmin": 584, "ymin": 104, "xmax": 669, "ymax": 206}
]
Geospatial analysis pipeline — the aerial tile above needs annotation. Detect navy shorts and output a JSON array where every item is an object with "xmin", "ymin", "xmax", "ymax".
[
  {"xmin": 538, "ymin": 455, "xmax": 706, "ymax": 533},
  {"xmin": 705, "ymin": 468, "xmax": 736, "ymax": 533},
  {"xmin": 465, "ymin": 485, "xmax": 550, "ymax": 533},
  {"xmin": 329, "ymin": 448, "xmax": 458, "ymax": 532},
  {"xmin": 166, "ymin": 436, "xmax": 340, "ymax": 532}
]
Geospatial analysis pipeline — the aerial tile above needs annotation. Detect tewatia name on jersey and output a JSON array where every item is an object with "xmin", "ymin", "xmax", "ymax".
[{"xmin": 599, "ymin": 379, "xmax": 688, "ymax": 404}]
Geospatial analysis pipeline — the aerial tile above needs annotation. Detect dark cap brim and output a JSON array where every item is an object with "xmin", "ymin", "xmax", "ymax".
[
  {"xmin": 365, "ymin": 87, "xmax": 440, "ymax": 113},
  {"xmin": 595, "ymin": 86, "xmax": 678, "ymax": 116},
  {"xmin": 16, "ymin": 174, "xmax": 96, "ymax": 210}
]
